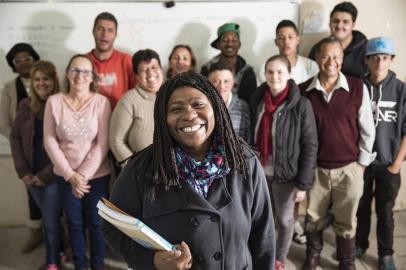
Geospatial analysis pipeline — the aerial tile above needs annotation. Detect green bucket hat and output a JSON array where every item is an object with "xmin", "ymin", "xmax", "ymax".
[{"xmin": 210, "ymin": 22, "xmax": 241, "ymax": 49}]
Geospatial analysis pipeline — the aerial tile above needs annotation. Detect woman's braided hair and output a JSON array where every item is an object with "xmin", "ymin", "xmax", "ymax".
[{"xmin": 149, "ymin": 71, "xmax": 248, "ymax": 197}]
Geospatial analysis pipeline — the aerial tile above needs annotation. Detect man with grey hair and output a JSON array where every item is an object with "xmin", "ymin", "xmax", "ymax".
[{"xmin": 300, "ymin": 36, "xmax": 375, "ymax": 270}]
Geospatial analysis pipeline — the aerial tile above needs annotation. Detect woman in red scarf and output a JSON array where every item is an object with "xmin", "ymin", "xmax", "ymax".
[{"xmin": 251, "ymin": 55, "xmax": 318, "ymax": 270}]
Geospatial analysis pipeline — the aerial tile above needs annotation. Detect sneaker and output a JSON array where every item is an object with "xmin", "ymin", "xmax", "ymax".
[
  {"xmin": 293, "ymin": 221, "xmax": 307, "ymax": 244},
  {"xmin": 379, "ymin": 255, "xmax": 396, "ymax": 270},
  {"xmin": 275, "ymin": 260, "xmax": 285, "ymax": 270},
  {"xmin": 294, "ymin": 221, "xmax": 304, "ymax": 234},
  {"xmin": 46, "ymin": 264, "xmax": 58, "ymax": 270},
  {"xmin": 355, "ymin": 247, "xmax": 366, "ymax": 258},
  {"xmin": 59, "ymin": 251, "xmax": 67, "ymax": 264},
  {"xmin": 293, "ymin": 232, "xmax": 307, "ymax": 244}
]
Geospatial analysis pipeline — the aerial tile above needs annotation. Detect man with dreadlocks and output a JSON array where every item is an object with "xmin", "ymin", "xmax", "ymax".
[{"xmin": 102, "ymin": 72, "xmax": 275, "ymax": 270}]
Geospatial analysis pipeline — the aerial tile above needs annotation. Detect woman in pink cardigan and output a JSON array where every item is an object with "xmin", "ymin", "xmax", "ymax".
[{"xmin": 44, "ymin": 54, "xmax": 111, "ymax": 270}]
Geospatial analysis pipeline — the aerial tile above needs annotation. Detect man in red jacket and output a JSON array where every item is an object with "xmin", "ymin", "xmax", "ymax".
[{"xmin": 86, "ymin": 12, "xmax": 135, "ymax": 109}]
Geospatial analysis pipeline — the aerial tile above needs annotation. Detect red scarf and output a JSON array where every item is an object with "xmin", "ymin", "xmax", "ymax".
[{"xmin": 256, "ymin": 84, "xmax": 289, "ymax": 165}]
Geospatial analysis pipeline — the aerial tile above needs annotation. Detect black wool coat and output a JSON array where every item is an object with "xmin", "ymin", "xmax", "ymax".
[{"xmin": 102, "ymin": 144, "xmax": 275, "ymax": 270}]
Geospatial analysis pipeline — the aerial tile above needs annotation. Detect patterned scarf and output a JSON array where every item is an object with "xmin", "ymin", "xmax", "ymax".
[
  {"xmin": 175, "ymin": 137, "xmax": 230, "ymax": 198},
  {"xmin": 256, "ymin": 84, "xmax": 289, "ymax": 165}
]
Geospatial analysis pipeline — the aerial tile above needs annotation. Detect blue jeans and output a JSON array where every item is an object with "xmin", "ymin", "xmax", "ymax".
[
  {"xmin": 59, "ymin": 175, "xmax": 109, "ymax": 270},
  {"xmin": 28, "ymin": 180, "xmax": 62, "ymax": 264}
]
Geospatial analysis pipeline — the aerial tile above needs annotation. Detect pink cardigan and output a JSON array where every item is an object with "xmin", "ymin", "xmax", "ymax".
[{"xmin": 44, "ymin": 93, "xmax": 111, "ymax": 181}]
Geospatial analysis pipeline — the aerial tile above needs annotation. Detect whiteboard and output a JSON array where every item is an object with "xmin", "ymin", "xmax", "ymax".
[{"xmin": 0, "ymin": 1, "xmax": 298, "ymax": 154}]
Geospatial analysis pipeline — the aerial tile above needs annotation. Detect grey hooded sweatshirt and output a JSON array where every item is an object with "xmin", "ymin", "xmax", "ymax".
[{"xmin": 365, "ymin": 70, "xmax": 406, "ymax": 165}]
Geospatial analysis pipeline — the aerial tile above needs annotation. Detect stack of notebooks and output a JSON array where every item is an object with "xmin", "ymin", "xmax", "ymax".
[{"xmin": 97, "ymin": 198, "xmax": 174, "ymax": 251}]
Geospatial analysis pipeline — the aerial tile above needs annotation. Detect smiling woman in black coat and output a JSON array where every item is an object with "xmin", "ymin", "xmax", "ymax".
[{"xmin": 102, "ymin": 72, "xmax": 275, "ymax": 270}]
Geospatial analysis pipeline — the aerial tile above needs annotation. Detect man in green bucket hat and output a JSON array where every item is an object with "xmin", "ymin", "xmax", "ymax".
[{"xmin": 201, "ymin": 22, "xmax": 257, "ymax": 104}]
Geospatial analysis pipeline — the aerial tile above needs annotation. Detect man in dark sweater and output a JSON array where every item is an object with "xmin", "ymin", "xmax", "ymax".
[
  {"xmin": 308, "ymin": 2, "xmax": 367, "ymax": 79},
  {"xmin": 356, "ymin": 37, "xmax": 406, "ymax": 270},
  {"xmin": 300, "ymin": 36, "xmax": 375, "ymax": 270},
  {"xmin": 200, "ymin": 22, "xmax": 257, "ymax": 104}
]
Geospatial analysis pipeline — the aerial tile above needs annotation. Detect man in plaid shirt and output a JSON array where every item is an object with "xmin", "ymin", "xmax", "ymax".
[{"xmin": 208, "ymin": 61, "xmax": 251, "ymax": 143}]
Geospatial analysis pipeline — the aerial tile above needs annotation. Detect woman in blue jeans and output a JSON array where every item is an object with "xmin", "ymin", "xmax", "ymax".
[
  {"xmin": 10, "ymin": 60, "xmax": 62, "ymax": 270},
  {"xmin": 44, "ymin": 55, "xmax": 111, "ymax": 270}
]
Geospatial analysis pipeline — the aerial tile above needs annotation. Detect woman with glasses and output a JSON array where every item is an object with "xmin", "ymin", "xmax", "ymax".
[
  {"xmin": 109, "ymin": 49, "xmax": 163, "ymax": 166},
  {"xmin": 44, "ymin": 54, "xmax": 111, "ymax": 270},
  {"xmin": 0, "ymin": 43, "xmax": 44, "ymax": 254}
]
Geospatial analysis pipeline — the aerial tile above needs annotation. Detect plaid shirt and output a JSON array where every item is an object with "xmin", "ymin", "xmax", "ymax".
[{"xmin": 227, "ymin": 93, "xmax": 251, "ymax": 143}]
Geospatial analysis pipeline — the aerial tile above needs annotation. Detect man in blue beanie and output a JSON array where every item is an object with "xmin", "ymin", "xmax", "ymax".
[{"xmin": 356, "ymin": 37, "xmax": 405, "ymax": 270}]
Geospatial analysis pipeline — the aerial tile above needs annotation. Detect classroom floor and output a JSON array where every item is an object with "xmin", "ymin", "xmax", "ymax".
[{"xmin": 0, "ymin": 211, "xmax": 406, "ymax": 270}]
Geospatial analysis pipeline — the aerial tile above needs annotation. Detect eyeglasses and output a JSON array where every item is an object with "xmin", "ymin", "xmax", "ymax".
[
  {"xmin": 12, "ymin": 56, "xmax": 34, "ymax": 65},
  {"xmin": 68, "ymin": 67, "xmax": 92, "ymax": 77}
]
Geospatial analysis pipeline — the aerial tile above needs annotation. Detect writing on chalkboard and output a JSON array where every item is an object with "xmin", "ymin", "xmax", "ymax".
[{"xmin": 3, "ymin": 25, "xmax": 75, "ymax": 47}]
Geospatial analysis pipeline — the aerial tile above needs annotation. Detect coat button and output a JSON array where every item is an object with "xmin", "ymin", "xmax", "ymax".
[
  {"xmin": 213, "ymin": 252, "xmax": 222, "ymax": 260},
  {"xmin": 195, "ymin": 255, "xmax": 204, "ymax": 263},
  {"xmin": 190, "ymin": 217, "xmax": 199, "ymax": 227},
  {"xmin": 210, "ymin": 215, "xmax": 218, "ymax": 222}
]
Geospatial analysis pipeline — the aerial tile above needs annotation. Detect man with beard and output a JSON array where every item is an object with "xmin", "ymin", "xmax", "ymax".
[
  {"xmin": 87, "ymin": 12, "xmax": 135, "ymax": 108},
  {"xmin": 308, "ymin": 2, "xmax": 368, "ymax": 79},
  {"xmin": 201, "ymin": 22, "xmax": 257, "ymax": 104}
]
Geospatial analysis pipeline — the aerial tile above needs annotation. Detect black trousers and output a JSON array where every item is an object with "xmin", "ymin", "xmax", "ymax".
[{"xmin": 356, "ymin": 164, "xmax": 401, "ymax": 257}]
